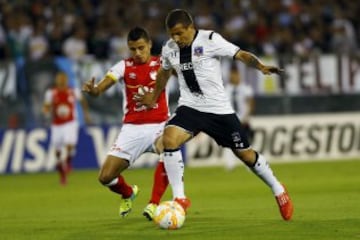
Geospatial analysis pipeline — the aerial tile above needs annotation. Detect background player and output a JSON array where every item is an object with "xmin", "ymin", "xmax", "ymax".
[
  {"xmin": 43, "ymin": 72, "xmax": 91, "ymax": 185},
  {"xmin": 82, "ymin": 27, "xmax": 170, "ymax": 219},
  {"xmin": 223, "ymin": 63, "xmax": 255, "ymax": 170},
  {"xmin": 136, "ymin": 9, "xmax": 293, "ymax": 220}
]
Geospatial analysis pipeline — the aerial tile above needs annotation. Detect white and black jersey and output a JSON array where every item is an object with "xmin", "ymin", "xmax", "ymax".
[{"xmin": 161, "ymin": 30, "xmax": 240, "ymax": 114}]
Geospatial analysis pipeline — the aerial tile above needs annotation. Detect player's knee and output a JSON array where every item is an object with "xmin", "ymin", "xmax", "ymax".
[
  {"xmin": 98, "ymin": 172, "xmax": 115, "ymax": 185},
  {"xmin": 162, "ymin": 134, "xmax": 180, "ymax": 149},
  {"xmin": 235, "ymin": 149, "xmax": 257, "ymax": 166}
]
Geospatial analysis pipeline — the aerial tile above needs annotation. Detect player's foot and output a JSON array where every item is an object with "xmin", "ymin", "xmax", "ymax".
[
  {"xmin": 143, "ymin": 203, "xmax": 157, "ymax": 221},
  {"xmin": 119, "ymin": 185, "xmax": 139, "ymax": 217},
  {"xmin": 174, "ymin": 197, "xmax": 191, "ymax": 213},
  {"xmin": 275, "ymin": 184, "xmax": 293, "ymax": 221},
  {"xmin": 56, "ymin": 163, "xmax": 67, "ymax": 185},
  {"xmin": 59, "ymin": 173, "xmax": 67, "ymax": 185}
]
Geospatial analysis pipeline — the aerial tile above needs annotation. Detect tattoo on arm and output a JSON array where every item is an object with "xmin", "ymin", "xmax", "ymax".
[
  {"xmin": 244, "ymin": 53, "xmax": 261, "ymax": 69},
  {"xmin": 236, "ymin": 51, "xmax": 262, "ymax": 70}
]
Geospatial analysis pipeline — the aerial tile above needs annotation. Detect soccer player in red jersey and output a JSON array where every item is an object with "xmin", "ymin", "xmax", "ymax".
[
  {"xmin": 43, "ymin": 72, "xmax": 91, "ymax": 185},
  {"xmin": 82, "ymin": 27, "xmax": 170, "ymax": 219}
]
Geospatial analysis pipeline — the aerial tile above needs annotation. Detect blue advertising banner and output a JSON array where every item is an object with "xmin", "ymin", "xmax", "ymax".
[{"xmin": 0, "ymin": 125, "xmax": 122, "ymax": 174}]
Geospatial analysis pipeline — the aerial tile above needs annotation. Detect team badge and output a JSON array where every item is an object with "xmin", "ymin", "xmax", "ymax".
[
  {"xmin": 231, "ymin": 132, "xmax": 241, "ymax": 142},
  {"xmin": 194, "ymin": 46, "xmax": 204, "ymax": 56},
  {"xmin": 129, "ymin": 72, "xmax": 136, "ymax": 79},
  {"xmin": 149, "ymin": 61, "xmax": 158, "ymax": 67},
  {"xmin": 126, "ymin": 61, "xmax": 133, "ymax": 67},
  {"xmin": 150, "ymin": 71, "xmax": 157, "ymax": 80}
]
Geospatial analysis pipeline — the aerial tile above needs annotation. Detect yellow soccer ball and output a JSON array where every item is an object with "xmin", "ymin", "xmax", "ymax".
[{"xmin": 153, "ymin": 201, "xmax": 186, "ymax": 230}]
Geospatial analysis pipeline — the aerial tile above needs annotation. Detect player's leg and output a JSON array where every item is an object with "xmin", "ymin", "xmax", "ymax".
[
  {"xmin": 233, "ymin": 148, "xmax": 293, "ymax": 220},
  {"xmin": 102, "ymin": 123, "xmax": 165, "ymax": 217},
  {"xmin": 51, "ymin": 125, "xmax": 67, "ymax": 185},
  {"xmin": 63, "ymin": 121, "xmax": 79, "ymax": 173},
  {"xmin": 162, "ymin": 125, "xmax": 192, "ymax": 211},
  {"xmin": 162, "ymin": 106, "xmax": 206, "ymax": 211},
  {"xmin": 99, "ymin": 123, "xmax": 153, "ymax": 217},
  {"xmin": 98, "ymin": 155, "xmax": 138, "ymax": 217},
  {"xmin": 64, "ymin": 144, "xmax": 75, "ymax": 173},
  {"xmin": 205, "ymin": 113, "xmax": 293, "ymax": 220},
  {"xmin": 98, "ymin": 155, "xmax": 132, "ymax": 196},
  {"xmin": 143, "ymin": 135, "xmax": 169, "ymax": 220},
  {"xmin": 55, "ymin": 146, "xmax": 67, "ymax": 185}
]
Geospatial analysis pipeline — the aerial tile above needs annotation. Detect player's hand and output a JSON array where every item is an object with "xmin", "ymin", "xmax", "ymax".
[
  {"xmin": 82, "ymin": 77, "xmax": 99, "ymax": 97},
  {"xmin": 133, "ymin": 86, "xmax": 156, "ymax": 109},
  {"xmin": 260, "ymin": 65, "xmax": 285, "ymax": 75}
]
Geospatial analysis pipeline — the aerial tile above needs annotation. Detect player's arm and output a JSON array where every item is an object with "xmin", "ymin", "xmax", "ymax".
[
  {"xmin": 234, "ymin": 50, "xmax": 283, "ymax": 75},
  {"xmin": 82, "ymin": 76, "xmax": 115, "ymax": 97},
  {"xmin": 135, "ymin": 67, "xmax": 173, "ymax": 108},
  {"xmin": 42, "ymin": 103, "xmax": 51, "ymax": 115}
]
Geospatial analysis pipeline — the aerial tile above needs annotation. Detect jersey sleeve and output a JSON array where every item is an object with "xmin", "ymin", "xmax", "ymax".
[
  {"xmin": 209, "ymin": 32, "xmax": 240, "ymax": 58},
  {"xmin": 105, "ymin": 60, "xmax": 125, "ymax": 81},
  {"xmin": 44, "ymin": 89, "xmax": 52, "ymax": 104},
  {"xmin": 160, "ymin": 46, "xmax": 172, "ymax": 70}
]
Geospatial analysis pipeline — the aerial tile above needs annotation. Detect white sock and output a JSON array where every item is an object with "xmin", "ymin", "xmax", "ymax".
[
  {"xmin": 163, "ymin": 149, "xmax": 185, "ymax": 199},
  {"xmin": 104, "ymin": 178, "xmax": 118, "ymax": 186},
  {"xmin": 252, "ymin": 153, "xmax": 284, "ymax": 196}
]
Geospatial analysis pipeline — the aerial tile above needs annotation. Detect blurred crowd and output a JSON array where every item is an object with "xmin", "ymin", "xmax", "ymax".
[{"xmin": 0, "ymin": 0, "xmax": 359, "ymax": 62}]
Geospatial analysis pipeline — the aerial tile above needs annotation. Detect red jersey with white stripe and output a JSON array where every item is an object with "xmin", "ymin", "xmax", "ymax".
[
  {"xmin": 106, "ymin": 56, "xmax": 169, "ymax": 124},
  {"xmin": 44, "ymin": 88, "xmax": 80, "ymax": 125}
]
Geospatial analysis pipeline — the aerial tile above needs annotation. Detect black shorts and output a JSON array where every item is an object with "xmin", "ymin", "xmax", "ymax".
[{"xmin": 166, "ymin": 106, "xmax": 250, "ymax": 149}]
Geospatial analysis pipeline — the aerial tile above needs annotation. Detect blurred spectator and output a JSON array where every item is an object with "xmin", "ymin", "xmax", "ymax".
[
  {"xmin": 223, "ymin": 63, "xmax": 255, "ymax": 171},
  {"xmin": 62, "ymin": 28, "xmax": 88, "ymax": 61},
  {"xmin": 5, "ymin": 13, "xmax": 33, "ymax": 59},
  {"xmin": 0, "ymin": 0, "xmax": 357, "ymax": 59},
  {"xmin": 109, "ymin": 26, "xmax": 128, "ymax": 61},
  {"xmin": 27, "ymin": 19, "xmax": 49, "ymax": 60},
  {"xmin": 0, "ymin": 24, "xmax": 6, "ymax": 59},
  {"xmin": 48, "ymin": 23, "xmax": 64, "ymax": 57},
  {"xmin": 331, "ymin": 10, "xmax": 358, "ymax": 54},
  {"xmin": 88, "ymin": 22, "xmax": 110, "ymax": 59}
]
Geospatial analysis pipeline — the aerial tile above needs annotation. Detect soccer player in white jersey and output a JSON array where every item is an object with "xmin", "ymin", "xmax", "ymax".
[
  {"xmin": 82, "ymin": 27, "xmax": 171, "ymax": 219},
  {"xmin": 136, "ymin": 9, "xmax": 294, "ymax": 220},
  {"xmin": 224, "ymin": 63, "xmax": 255, "ymax": 170}
]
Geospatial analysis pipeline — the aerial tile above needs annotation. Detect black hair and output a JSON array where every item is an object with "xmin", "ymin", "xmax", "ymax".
[
  {"xmin": 127, "ymin": 27, "xmax": 150, "ymax": 42},
  {"xmin": 165, "ymin": 9, "xmax": 193, "ymax": 29}
]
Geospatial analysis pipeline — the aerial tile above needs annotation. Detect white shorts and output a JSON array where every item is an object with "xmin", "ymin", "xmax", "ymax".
[
  {"xmin": 51, "ymin": 121, "xmax": 79, "ymax": 150},
  {"xmin": 108, "ymin": 122, "xmax": 165, "ymax": 165}
]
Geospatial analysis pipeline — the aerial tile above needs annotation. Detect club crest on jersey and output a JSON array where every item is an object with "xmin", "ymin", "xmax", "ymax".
[
  {"xmin": 150, "ymin": 71, "xmax": 157, "ymax": 80},
  {"xmin": 194, "ymin": 46, "xmax": 204, "ymax": 56},
  {"xmin": 149, "ymin": 61, "xmax": 158, "ymax": 67},
  {"xmin": 129, "ymin": 72, "xmax": 136, "ymax": 79}
]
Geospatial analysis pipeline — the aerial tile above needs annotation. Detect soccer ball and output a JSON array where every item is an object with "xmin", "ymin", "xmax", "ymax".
[{"xmin": 153, "ymin": 201, "xmax": 186, "ymax": 230}]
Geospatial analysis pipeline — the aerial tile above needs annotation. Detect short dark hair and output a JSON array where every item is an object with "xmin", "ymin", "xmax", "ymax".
[
  {"xmin": 165, "ymin": 9, "xmax": 193, "ymax": 29},
  {"xmin": 127, "ymin": 27, "xmax": 150, "ymax": 42}
]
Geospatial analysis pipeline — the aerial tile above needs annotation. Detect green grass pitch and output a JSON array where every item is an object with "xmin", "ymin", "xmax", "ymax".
[{"xmin": 0, "ymin": 160, "xmax": 359, "ymax": 240}]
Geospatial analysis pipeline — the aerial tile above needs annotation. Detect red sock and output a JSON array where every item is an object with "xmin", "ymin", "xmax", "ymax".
[
  {"xmin": 149, "ymin": 161, "xmax": 169, "ymax": 204},
  {"xmin": 109, "ymin": 175, "xmax": 133, "ymax": 198},
  {"xmin": 65, "ymin": 156, "xmax": 73, "ymax": 173},
  {"xmin": 56, "ymin": 162, "xmax": 67, "ymax": 185}
]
